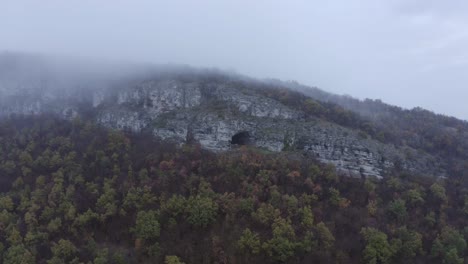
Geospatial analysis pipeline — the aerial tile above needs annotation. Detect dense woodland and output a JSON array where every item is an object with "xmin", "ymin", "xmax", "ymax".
[{"xmin": 0, "ymin": 115, "xmax": 467, "ymax": 263}]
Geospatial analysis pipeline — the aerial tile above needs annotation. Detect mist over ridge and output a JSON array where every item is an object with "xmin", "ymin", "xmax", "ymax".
[
  {"xmin": 1, "ymin": 50, "xmax": 465, "ymax": 125},
  {"xmin": 2, "ymin": 1, "xmax": 468, "ymax": 119}
]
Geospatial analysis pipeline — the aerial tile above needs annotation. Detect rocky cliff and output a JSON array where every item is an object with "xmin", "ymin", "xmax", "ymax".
[{"xmin": 0, "ymin": 53, "xmax": 448, "ymax": 179}]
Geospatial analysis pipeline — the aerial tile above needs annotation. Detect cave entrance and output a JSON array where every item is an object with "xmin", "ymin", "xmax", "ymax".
[{"xmin": 231, "ymin": 131, "xmax": 252, "ymax": 146}]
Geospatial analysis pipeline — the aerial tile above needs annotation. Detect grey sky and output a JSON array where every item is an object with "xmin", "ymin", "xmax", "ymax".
[{"xmin": 1, "ymin": 0, "xmax": 468, "ymax": 119}]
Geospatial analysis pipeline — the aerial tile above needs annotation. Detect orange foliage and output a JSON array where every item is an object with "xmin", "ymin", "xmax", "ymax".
[{"xmin": 287, "ymin": 170, "xmax": 301, "ymax": 178}]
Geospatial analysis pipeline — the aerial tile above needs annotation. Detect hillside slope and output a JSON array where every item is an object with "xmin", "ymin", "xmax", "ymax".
[
  {"xmin": 276, "ymin": 79, "xmax": 468, "ymax": 176},
  {"xmin": 1, "ymin": 53, "xmax": 468, "ymax": 263},
  {"xmin": 0, "ymin": 115, "xmax": 466, "ymax": 263},
  {"xmin": 0, "ymin": 53, "xmax": 457, "ymax": 180}
]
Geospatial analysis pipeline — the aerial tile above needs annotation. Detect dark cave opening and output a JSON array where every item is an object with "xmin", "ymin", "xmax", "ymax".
[{"xmin": 231, "ymin": 131, "xmax": 252, "ymax": 146}]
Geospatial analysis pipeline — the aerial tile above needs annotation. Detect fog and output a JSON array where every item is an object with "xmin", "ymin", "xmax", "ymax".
[{"xmin": 1, "ymin": 0, "xmax": 468, "ymax": 119}]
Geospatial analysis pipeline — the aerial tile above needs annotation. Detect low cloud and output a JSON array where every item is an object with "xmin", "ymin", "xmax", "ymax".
[{"xmin": 1, "ymin": 0, "xmax": 467, "ymax": 119}]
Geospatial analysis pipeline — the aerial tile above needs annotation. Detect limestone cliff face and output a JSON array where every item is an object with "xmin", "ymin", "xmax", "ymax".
[{"xmin": 0, "ymin": 71, "xmax": 446, "ymax": 179}]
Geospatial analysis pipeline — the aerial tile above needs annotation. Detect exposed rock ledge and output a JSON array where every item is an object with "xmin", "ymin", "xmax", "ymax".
[{"xmin": 0, "ymin": 78, "xmax": 447, "ymax": 179}]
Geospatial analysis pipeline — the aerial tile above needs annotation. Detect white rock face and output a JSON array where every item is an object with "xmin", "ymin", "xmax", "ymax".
[
  {"xmin": 115, "ymin": 80, "xmax": 202, "ymax": 116},
  {"xmin": 97, "ymin": 110, "xmax": 146, "ymax": 132}
]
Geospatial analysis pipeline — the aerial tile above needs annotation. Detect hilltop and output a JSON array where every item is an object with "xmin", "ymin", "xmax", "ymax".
[{"xmin": 1, "ymin": 53, "xmax": 464, "ymax": 180}]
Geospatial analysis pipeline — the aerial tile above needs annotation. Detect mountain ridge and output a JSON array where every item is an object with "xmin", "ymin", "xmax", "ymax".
[{"xmin": 1, "ymin": 52, "xmax": 466, "ymax": 180}]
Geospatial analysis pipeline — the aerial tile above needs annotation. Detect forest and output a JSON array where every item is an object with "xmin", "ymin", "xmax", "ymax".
[
  {"xmin": 0, "ymin": 114, "xmax": 466, "ymax": 263},
  {"xmin": 265, "ymin": 79, "xmax": 468, "ymax": 175}
]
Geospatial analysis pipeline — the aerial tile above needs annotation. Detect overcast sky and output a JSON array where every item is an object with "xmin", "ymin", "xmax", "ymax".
[{"xmin": 1, "ymin": 0, "xmax": 468, "ymax": 119}]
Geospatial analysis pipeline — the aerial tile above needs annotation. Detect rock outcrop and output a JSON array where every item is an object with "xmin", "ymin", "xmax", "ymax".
[
  {"xmin": 0, "ymin": 71, "xmax": 448, "ymax": 180},
  {"xmin": 0, "ymin": 52, "xmax": 449, "ymax": 179}
]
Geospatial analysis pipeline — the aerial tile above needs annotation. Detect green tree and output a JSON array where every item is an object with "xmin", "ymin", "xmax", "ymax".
[
  {"xmin": 162, "ymin": 195, "xmax": 186, "ymax": 218},
  {"xmin": 95, "ymin": 180, "xmax": 117, "ymax": 221},
  {"xmin": 405, "ymin": 189, "xmax": 425, "ymax": 206},
  {"xmin": 0, "ymin": 160, "xmax": 16, "ymax": 175},
  {"xmin": 238, "ymin": 198, "xmax": 255, "ymax": 214},
  {"xmin": 237, "ymin": 228, "xmax": 261, "ymax": 255},
  {"xmin": 391, "ymin": 227, "xmax": 423, "ymax": 259},
  {"xmin": 328, "ymin": 188, "xmax": 341, "ymax": 207},
  {"xmin": 165, "ymin": 255, "xmax": 185, "ymax": 264},
  {"xmin": 262, "ymin": 217, "xmax": 297, "ymax": 262},
  {"xmin": 315, "ymin": 222, "xmax": 335, "ymax": 251},
  {"xmin": 431, "ymin": 237, "xmax": 445, "ymax": 257},
  {"xmin": 0, "ymin": 196, "xmax": 14, "ymax": 211},
  {"xmin": 439, "ymin": 227, "xmax": 466, "ymax": 254},
  {"xmin": 252, "ymin": 203, "xmax": 280, "ymax": 226},
  {"xmin": 48, "ymin": 239, "xmax": 78, "ymax": 264},
  {"xmin": 431, "ymin": 227, "xmax": 467, "ymax": 261},
  {"xmin": 282, "ymin": 194, "xmax": 299, "ymax": 215},
  {"xmin": 93, "ymin": 248, "xmax": 109, "ymax": 264},
  {"xmin": 300, "ymin": 206, "xmax": 314, "ymax": 229},
  {"xmin": 24, "ymin": 231, "xmax": 47, "ymax": 247},
  {"xmin": 185, "ymin": 195, "xmax": 218, "ymax": 228},
  {"xmin": 47, "ymin": 218, "xmax": 62, "ymax": 233},
  {"xmin": 145, "ymin": 242, "xmax": 160, "ymax": 258},
  {"xmin": 6, "ymin": 227, "xmax": 23, "ymax": 246},
  {"xmin": 73, "ymin": 209, "xmax": 98, "ymax": 229},
  {"xmin": 112, "ymin": 252, "xmax": 126, "ymax": 264},
  {"xmin": 430, "ymin": 183, "xmax": 447, "ymax": 202},
  {"xmin": 425, "ymin": 211, "xmax": 437, "ymax": 227},
  {"xmin": 134, "ymin": 210, "xmax": 160, "ymax": 240},
  {"xmin": 388, "ymin": 199, "xmax": 407, "ymax": 222},
  {"xmin": 386, "ymin": 177, "xmax": 402, "ymax": 191},
  {"xmin": 361, "ymin": 227, "xmax": 393, "ymax": 264},
  {"xmin": 3, "ymin": 245, "xmax": 35, "ymax": 264},
  {"xmin": 443, "ymin": 249, "xmax": 463, "ymax": 264}
]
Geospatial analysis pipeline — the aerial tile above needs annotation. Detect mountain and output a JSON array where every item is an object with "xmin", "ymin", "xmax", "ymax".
[
  {"xmin": 0, "ymin": 53, "xmax": 467, "ymax": 263},
  {"xmin": 0, "ymin": 52, "xmax": 459, "ymax": 180}
]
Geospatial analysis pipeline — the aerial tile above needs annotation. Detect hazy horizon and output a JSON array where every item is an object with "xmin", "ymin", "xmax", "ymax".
[{"xmin": 2, "ymin": 1, "xmax": 468, "ymax": 120}]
